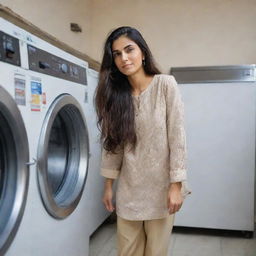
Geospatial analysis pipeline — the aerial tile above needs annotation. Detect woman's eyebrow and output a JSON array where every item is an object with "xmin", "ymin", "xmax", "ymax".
[{"xmin": 112, "ymin": 44, "xmax": 134, "ymax": 53}]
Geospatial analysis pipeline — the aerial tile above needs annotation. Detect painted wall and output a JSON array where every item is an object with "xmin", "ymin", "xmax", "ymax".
[
  {"xmin": 1, "ymin": 0, "xmax": 255, "ymax": 73},
  {"xmin": 0, "ymin": 0, "xmax": 91, "ymax": 55},
  {"xmin": 90, "ymin": 0, "xmax": 256, "ymax": 73}
]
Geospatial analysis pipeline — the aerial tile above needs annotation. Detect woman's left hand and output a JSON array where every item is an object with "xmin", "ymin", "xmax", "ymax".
[{"xmin": 167, "ymin": 182, "xmax": 183, "ymax": 214}]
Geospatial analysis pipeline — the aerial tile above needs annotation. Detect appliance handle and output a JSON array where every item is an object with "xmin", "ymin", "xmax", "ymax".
[{"xmin": 26, "ymin": 158, "xmax": 37, "ymax": 166}]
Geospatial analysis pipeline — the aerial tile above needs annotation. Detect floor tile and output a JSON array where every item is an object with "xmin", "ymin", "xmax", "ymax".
[
  {"xmin": 89, "ymin": 221, "xmax": 256, "ymax": 256},
  {"xmin": 172, "ymin": 232, "xmax": 222, "ymax": 256},
  {"xmin": 220, "ymin": 236, "xmax": 256, "ymax": 256},
  {"xmin": 89, "ymin": 222, "xmax": 116, "ymax": 256}
]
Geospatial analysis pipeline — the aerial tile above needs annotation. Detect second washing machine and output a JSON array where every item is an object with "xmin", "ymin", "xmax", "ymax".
[{"xmin": 83, "ymin": 68, "xmax": 110, "ymax": 236}]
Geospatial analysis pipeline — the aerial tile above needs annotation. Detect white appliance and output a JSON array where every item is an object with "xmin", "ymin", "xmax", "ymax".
[
  {"xmin": 0, "ymin": 17, "xmax": 92, "ymax": 256},
  {"xmin": 0, "ymin": 21, "xmax": 29, "ymax": 256},
  {"xmin": 83, "ymin": 68, "xmax": 110, "ymax": 236},
  {"xmin": 171, "ymin": 65, "xmax": 256, "ymax": 237}
]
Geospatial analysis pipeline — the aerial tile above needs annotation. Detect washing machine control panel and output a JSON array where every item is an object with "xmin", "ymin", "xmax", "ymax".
[
  {"xmin": 27, "ymin": 44, "xmax": 87, "ymax": 85},
  {"xmin": 0, "ymin": 31, "xmax": 21, "ymax": 66}
]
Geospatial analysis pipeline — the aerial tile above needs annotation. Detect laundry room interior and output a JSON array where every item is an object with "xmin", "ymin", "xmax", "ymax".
[{"xmin": 0, "ymin": 1, "xmax": 255, "ymax": 256}]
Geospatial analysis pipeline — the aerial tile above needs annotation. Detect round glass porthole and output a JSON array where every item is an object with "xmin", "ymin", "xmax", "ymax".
[
  {"xmin": 0, "ymin": 86, "xmax": 29, "ymax": 255},
  {"xmin": 37, "ymin": 94, "xmax": 89, "ymax": 219}
]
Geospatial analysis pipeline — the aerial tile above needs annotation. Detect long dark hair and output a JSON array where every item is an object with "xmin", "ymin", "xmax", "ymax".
[{"xmin": 95, "ymin": 26, "xmax": 161, "ymax": 153}]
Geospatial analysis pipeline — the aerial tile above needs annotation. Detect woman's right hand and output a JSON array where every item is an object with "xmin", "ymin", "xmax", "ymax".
[{"xmin": 102, "ymin": 178, "xmax": 115, "ymax": 212}]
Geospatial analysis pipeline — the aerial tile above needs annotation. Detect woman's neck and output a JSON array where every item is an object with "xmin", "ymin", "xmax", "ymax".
[{"xmin": 128, "ymin": 71, "xmax": 154, "ymax": 96}]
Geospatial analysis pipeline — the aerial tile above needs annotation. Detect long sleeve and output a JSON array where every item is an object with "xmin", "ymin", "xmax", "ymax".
[
  {"xmin": 100, "ymin": 147, "xmax": 124, "ymax": 179},
  {"xmin": 165, "ymin": 76, "xmax": 187, "ymax": 183}
]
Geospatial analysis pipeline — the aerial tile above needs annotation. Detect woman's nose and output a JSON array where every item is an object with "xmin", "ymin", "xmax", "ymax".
[{"xmin": 121, "ymin": 52, "xmax": 128, "ymax": 62}]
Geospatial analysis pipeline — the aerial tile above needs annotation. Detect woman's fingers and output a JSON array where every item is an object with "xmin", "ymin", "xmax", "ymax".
[
  {"xmin": 168, "ymin": 201, "xmax": 182, "ymax": 214},
  {"xmin": 103, "ymin": 197, "xmax": 109, "ymax": 211},
  {"xmin": 102, "ymin": 194, "xmax": 115, "ymax": 212},
  {"xmin": 167, "ymin": 196, "xmax": 183, "ymax": 214},
  {"xmin": 105, "ymin": 198, "xmax": 114, "ymax": 212},
  {"xmin": 168, "ymin": 182, "xmax": 183, "ymax": 214},
  {"xmin": 109, "ymin": 200, "xmax": 115, "ymax": 212}
]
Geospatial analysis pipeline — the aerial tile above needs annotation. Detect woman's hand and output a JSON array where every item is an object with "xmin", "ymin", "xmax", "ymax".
[
  {"xmin": 167, "ymin": 182, "xmax": 183, "ymax": 214},
  {"xmin": 102, "ymin": 178, "xmax": 115, "ymax": 212}
]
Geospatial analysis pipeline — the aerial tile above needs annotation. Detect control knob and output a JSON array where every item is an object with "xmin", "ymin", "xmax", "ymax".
[{"xmin": 61, "ymin": 63, "xmax": 68, "ymax": 73}]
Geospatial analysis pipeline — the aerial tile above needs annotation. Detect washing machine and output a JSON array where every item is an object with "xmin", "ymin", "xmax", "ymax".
[
  {"xmin": 84, "ymin": 68, "xmax": 110, "ymax": 236},
  {"xmin": 0, "ymin": 17, "xmax": 91, "ymax": 256},
  {"xmin": 0, "ymin": 19, "xmax": 30, "ymax": 256}
]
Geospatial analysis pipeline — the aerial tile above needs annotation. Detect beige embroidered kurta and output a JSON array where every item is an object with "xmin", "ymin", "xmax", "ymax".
[{"xmin": 101, "ymin": 74, "xmax": 189, "ymax": 220}]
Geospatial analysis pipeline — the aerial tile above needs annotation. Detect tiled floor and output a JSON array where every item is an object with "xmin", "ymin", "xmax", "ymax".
[{"xmin": 89, "ymin": 220, "xmax": 256, "ymax": 256}]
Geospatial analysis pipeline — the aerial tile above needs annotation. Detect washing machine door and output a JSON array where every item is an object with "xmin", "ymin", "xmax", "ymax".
[
  {"xmin": 0, "ymin": 86, "xmax": 29, "ymax": 255},
  {"xmin": 37, "ymin": 94, "xmax": 89, "ymax": 219}
]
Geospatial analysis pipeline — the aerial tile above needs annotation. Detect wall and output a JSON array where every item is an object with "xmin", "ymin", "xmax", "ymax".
[
  {"xmin": 0, "ymin": 0, "xmax": 91, "ymax": 56},
  {"xmin": 1, "ymin": 0, "xmax": 255, "ymax": 73},
  {"xmin": 90, "ymin": 0, "xmax": 256, "ymax": 73}
]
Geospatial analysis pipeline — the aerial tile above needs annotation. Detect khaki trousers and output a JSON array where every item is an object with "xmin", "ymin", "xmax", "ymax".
[{"xmin": 117, "ymin": 215, "xmax": 175, "ymax": 256}]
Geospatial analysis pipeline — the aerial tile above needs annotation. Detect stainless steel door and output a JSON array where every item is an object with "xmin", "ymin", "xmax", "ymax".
[
  {"xmin": 0, "ymin": 86, "xmax": 29, "ymax": 255},
  {"xmin": 37, "ymin": 94, "xmax": 89, "ymax": 219}
]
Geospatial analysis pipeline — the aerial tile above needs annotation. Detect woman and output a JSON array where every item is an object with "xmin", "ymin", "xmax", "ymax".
[{"xmin": 95, "ymin": 26, "xmax": 189, "ymax": 256}]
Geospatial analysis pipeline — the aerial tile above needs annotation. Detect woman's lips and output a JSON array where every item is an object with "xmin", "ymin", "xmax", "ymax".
[{"xmin": 122, "ymin": 64, "xmax": 132, "ymax": 69}]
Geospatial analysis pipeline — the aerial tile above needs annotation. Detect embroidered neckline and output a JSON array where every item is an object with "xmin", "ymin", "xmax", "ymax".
[{"xmin": 132, "ymin": 75, "xmax": 158, "ymax": 98}]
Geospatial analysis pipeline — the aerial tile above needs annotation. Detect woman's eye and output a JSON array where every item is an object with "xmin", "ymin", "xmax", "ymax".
[
  {"xmin": 113, "ymin": 52, "xmax": 120, "ymax": 58},
  {"xmin": 126, "ymin": 47, "xmax": 134, "ymax": 52}
]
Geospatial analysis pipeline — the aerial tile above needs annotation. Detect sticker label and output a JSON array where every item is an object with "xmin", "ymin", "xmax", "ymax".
[
  {"xmin": 14, "ymin": 76, "xmax": 26, "ymax": 106},
  {"xmin": 30, "ymin": 79, "xmax": 42, "ymax": 112}
]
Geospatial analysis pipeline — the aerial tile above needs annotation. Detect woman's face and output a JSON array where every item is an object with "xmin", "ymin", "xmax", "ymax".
[{"xmin": 112, "ymin": 35, "xmax": 144, "ymax": 77}]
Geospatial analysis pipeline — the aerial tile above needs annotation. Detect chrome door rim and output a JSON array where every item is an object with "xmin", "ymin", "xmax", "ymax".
[
  {"xmin": 37, "ymin": 94, "xmax": 89, "ymax": 219},
  {"xmin": 0, "ymin": 86, "xmax": 29, "ymax": 255}
]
